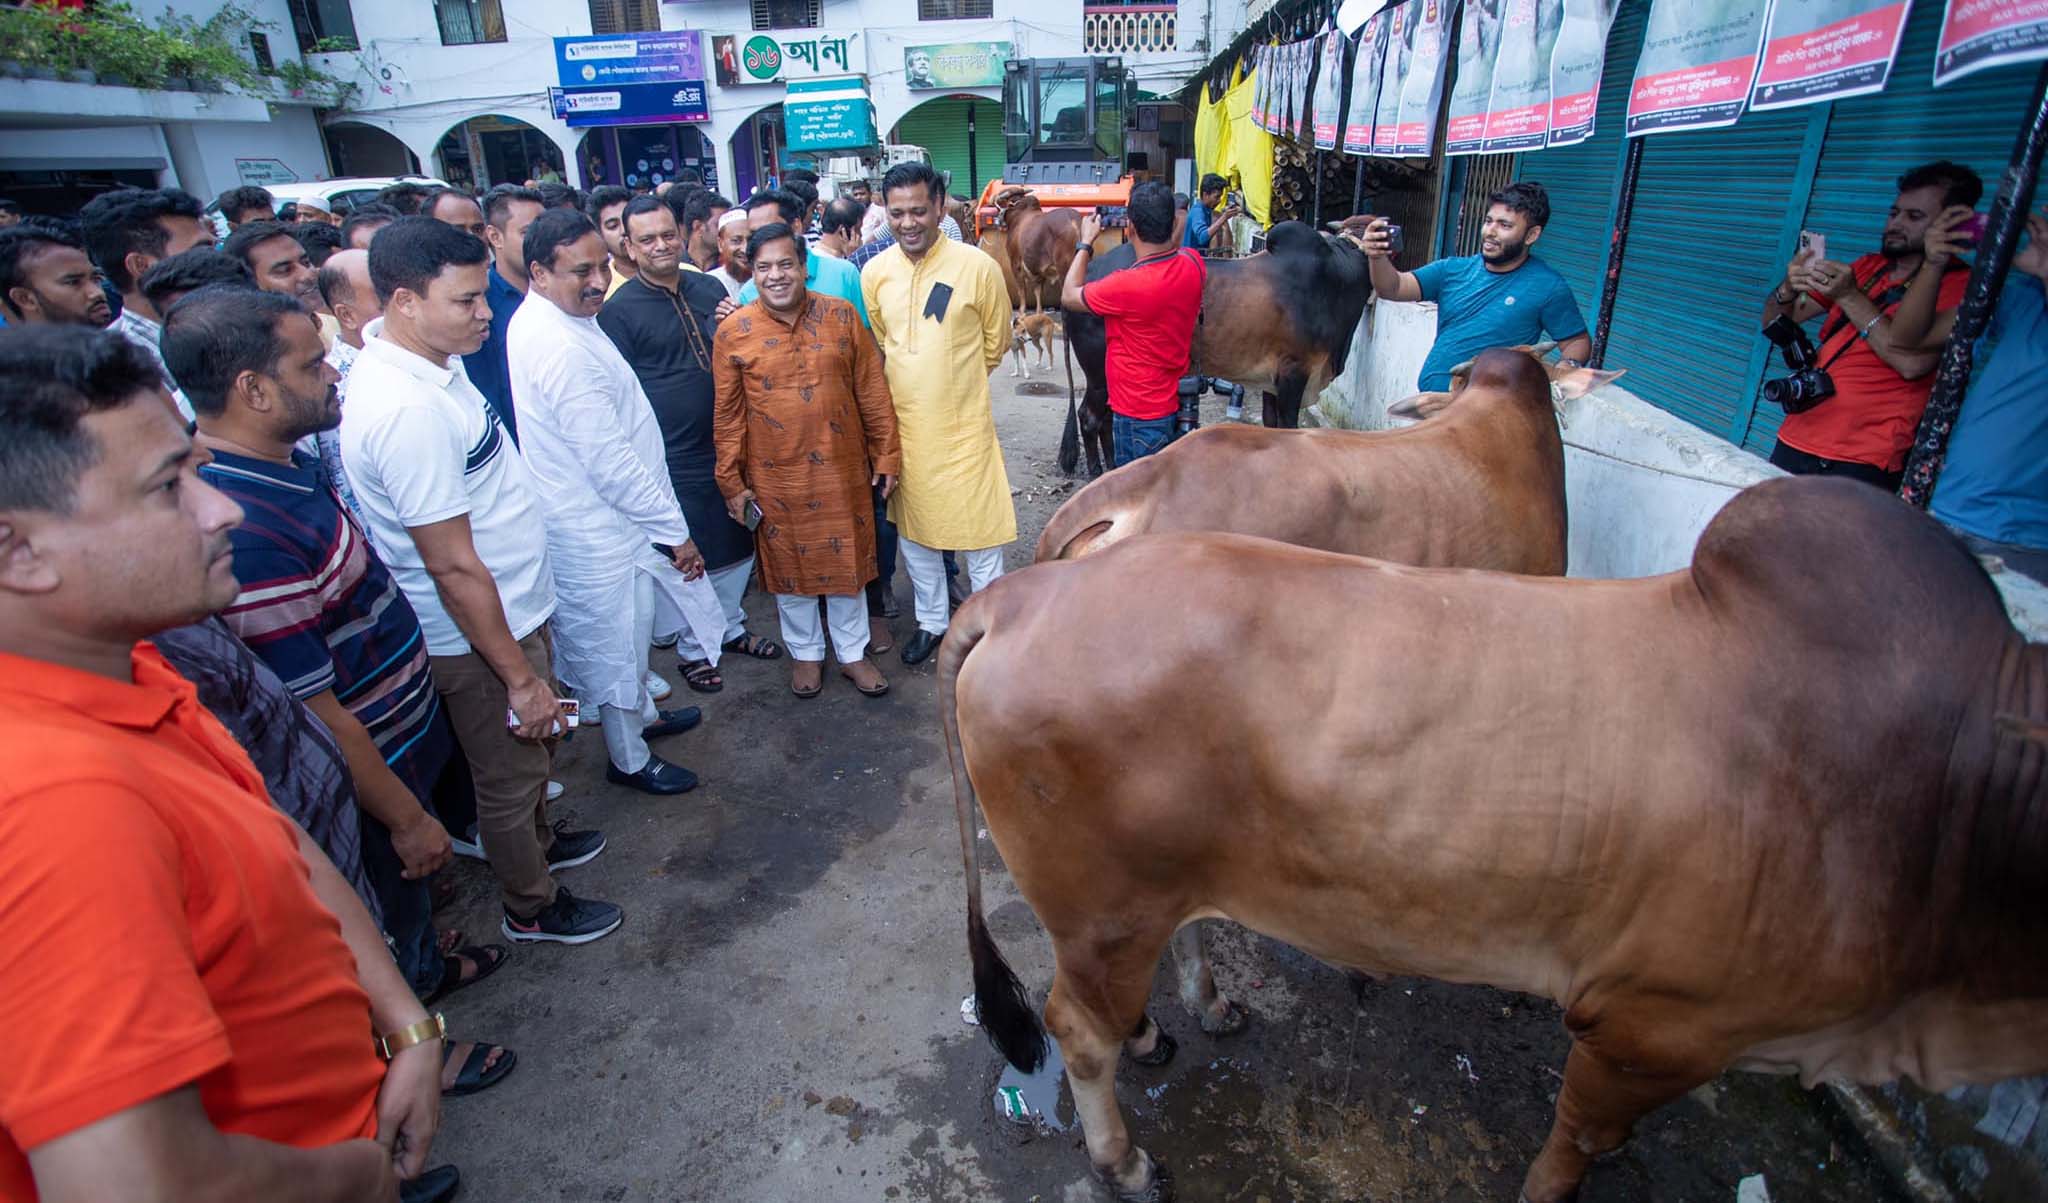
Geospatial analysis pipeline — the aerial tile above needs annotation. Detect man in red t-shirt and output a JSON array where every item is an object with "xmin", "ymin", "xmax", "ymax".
[
  {"xmin": 0, "ymin": 326, "xmax": 450, "ymax": 1203},
  {"xmin": 1762, "ymin": 160, "xmax": 1982, "ymax": 491},
  {"xmin": 1062, "ymin": 180, "xmax": 1208, "ymax": 467}
]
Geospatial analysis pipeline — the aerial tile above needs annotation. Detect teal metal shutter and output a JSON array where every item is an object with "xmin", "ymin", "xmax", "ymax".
[
  {"xmin": 1738, "ymin": 6, "xmax": 2048, "ymax": 452},
  {"xmin": 893, "ymin": 99, "xmax": 1003, "ymax": 198},
  {"xmin": 1515, "ymin": 0, "xmax": 1648, "ymax": 312}
]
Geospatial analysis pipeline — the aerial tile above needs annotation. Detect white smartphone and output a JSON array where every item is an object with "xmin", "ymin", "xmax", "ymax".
[
  {"xmin": 507, "ymin": 697, "xmax": 580, "ymax": 735},
  {"xmin": 1798, "ymin": 229, "xmax": 1826, "ymax": 261}
]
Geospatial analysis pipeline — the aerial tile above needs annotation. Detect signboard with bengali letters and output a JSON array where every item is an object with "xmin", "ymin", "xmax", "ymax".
[
  {"xmin": 903, "ymin": 41, "xmax": 1011, "ymax": 89},
  {"xmin": 710, "ymin": 30, "xmax": 863, "ymax": 85}
]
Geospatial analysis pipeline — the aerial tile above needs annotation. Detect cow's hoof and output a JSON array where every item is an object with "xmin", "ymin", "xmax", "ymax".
[
  {"xmin": 1099, "ymin": 1154, "xmax": 1173, "ymax": 1203},
  {"xmin": 1130, "ymin": 1028, "xmax": 1177, "ymax": 1067},
  {"xmin": 1201, "ymin": 1001, "xmax": 1250, "ymax": 1037}
]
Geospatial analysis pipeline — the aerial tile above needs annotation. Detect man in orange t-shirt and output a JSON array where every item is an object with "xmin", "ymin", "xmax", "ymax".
[
  {"xmin": 0, "ymin": 326, "xmax": 446, "ymax": 1203},
  {"xmin": 1762, "ymin": 160, "xmax": 1982, "ymax": 491}
]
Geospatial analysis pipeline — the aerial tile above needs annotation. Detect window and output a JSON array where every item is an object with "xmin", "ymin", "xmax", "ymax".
[
  {"xmin": 286, "ymin": 0, "xmax": 359, "ymax": 54},
  {"xmin": 919, "ymin": 0, "xmax": 994, "ymax": 18},
  {"xmin": 588, "ymin": 0, "xmax": 662, "ymax": 34},
  {"xmin": 247, "ymin": 31, "xmax": 276, "ymax": 73},
  {"xmin": 436, "ymin": 0, "xmax": 506, "ymax": 45},
  {"xmin": 751, "ymin": 0, "xmax": 821, "ymax": 30}
]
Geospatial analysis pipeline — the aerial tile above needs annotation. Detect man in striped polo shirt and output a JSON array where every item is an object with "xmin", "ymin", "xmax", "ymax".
[{"xmin": 163, "ymin": 286, "xmax": 577, "ymax": 1043}]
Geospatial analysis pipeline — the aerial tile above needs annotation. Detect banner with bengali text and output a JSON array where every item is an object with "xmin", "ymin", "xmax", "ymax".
[
  {"xmin": 1344, "ymin": 10, "xmax": 1393, "ymax": 152},
  {"xmin": 1751, "ymin": 0, "xmax": 1913, "ymax": 110},
  {"xmin": 1446, "ymin": 0, "xmax": 1503, "ymax": 154},
  {"xmin": 1625, "ymin": 0, "xmax": 1772, "ymax": 136},
  {"xmin": 1394, "ymin": 0, "xmax": 1455, "ymax": 154},
  {"xmin": 1372, "ymin": 1, "xmax": 1412, "ymax": 154},
  {"xmin": 1484, "ymin": 0, "xmax": 1558, "ymax": 151},
  {"xmin": 1314, "ymin": 28, "xmax": 1346, "ymax": 148},
  {"xmin": 1935, "ymin": 0, "xmax": 2048, "ymax": 86},
  {"xmin": 1548, "ymin": 0, "xmax": 1623, "ymax": 146}
]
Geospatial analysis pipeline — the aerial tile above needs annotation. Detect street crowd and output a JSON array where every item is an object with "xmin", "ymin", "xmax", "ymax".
[{"xmin": 1, "ymin": 138, "xmax": 2044, "ymax": 1200}]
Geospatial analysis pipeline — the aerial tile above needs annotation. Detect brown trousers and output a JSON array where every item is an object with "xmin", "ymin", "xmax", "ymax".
[{"xmin": 431, "ymin": 627, "xmax": 559, "ymax": 918}]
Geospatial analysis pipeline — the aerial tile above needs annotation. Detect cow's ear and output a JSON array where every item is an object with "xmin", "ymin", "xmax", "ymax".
[
  {"xmin": 1995, "ymin": 713, "xmax": 2048, "ymax": 744},
  {"xmin": 1388, "ymin": 391, "xmax": 1452, "ymax": 419},
  {"xmin": 1551, "ymin": 367, "xmax": 1626, "ymax": 401}
]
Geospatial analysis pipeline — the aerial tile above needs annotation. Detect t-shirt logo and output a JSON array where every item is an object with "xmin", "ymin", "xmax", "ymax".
[{"xmin": 1503, "ymin": 295, "xmax": 1518, "ymax": 306}]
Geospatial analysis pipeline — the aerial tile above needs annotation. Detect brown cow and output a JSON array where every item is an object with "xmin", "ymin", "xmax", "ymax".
[
  {"xmin": 941, "ymin": 476, "xmax": 2048, "ymax": 1202},
  {"xmin": 1035, "ymin": 348, "xmax": 1575, "ymax": 572},
  {"xmin": 996, "ymin": 186, "xmax": 1083, "ymax": 313}
]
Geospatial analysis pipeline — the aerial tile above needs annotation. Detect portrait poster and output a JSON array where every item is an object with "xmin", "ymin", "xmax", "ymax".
[
  {"xmin": 1548, "ymin": 0, "xmax": 1623, "ymax": 146},
  {"xmin": 1344, "ymin": 12, "xmax": 1392, "ymax": 153},
  {"xmin": 1446, "ymin": 0, "xmax": 1506, "ymax": 154},
  {"xmin": 1625, "ymin": 0, "xmax": 1772, "ymax": 136},
  {"xmin": 1395, "ymin": 0, "xmax": 1456, "ymax": 154}
]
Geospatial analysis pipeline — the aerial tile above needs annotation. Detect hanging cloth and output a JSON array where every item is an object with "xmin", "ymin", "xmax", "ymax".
[{"xmin": 1222, "ymin": 56, "xmax": 1275, "ymax": 227}]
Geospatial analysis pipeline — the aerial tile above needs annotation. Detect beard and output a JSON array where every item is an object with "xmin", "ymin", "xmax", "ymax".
[
  {"xmin": 1480, "ymin": 234, "xmax": 1528, "ymax": 265},
  {"xmin": 282, "ymin": 387, "xmax": 342, "ymax": 442}
]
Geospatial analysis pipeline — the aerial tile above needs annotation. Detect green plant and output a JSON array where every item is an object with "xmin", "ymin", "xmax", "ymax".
[
  {"xmin": 273, "ymin": 55, "xmax": 356, "ymax": 106},
  {"xmin": 0, "ymin": 2, "xmax": 88, "ymax": 73}
]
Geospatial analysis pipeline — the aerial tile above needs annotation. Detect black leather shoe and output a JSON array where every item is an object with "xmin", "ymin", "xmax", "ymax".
[
  {"xmin": 400, "ymin": 1165, "xmax": 460, "ymax": 1203},
  {"xmin": 643, "ymin": 706, "xmax": 703, "ymax": 739},
  {"xmin": 900, "ymin": 629, "xmax": 943, "ymax": 666},
  {"xmin": 605, "ymin": 754, "xmax": 699, "ymax": 795}
]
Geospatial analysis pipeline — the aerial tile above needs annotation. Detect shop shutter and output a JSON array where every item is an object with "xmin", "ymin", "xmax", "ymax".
[
  {"xmin": 1514, "ymin": 0, "xmax": 1648, "ymax": 314},
  {"xmin": 1739, "ymin": 6, "xmax": 2048, "ymax": 453},
  {"xmin": 893, "ymin": 99, "xmax": 1004, "ymax": 199}
]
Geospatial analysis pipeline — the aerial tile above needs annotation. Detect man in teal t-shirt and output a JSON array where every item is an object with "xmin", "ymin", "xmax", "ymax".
[
  {"xmin": 737, "ymin": 188, "xmax": 869, "ymax": 328},
  {"xmin": 1358, "ymin": 181, "xmax": 1590, "ymax": 390}
]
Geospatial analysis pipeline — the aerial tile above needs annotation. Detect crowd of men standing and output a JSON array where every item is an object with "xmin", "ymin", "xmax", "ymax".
[{"xmin": 0, "ymin": 160, "xmax": 1020, "ymax": 1200}]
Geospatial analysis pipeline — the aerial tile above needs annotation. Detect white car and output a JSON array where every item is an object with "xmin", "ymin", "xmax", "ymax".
[{"xmin": 259, "ymin": 175, "xmax": 451, "ymax": 216}]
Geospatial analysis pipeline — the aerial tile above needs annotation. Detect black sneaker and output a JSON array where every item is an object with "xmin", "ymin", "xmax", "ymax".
[
  {"xmin": 500, "ymin": 886, "xmax": 623, "ymax": 945},
  {"xmin": 544, "ymin": 821, "xmax": 606, "ymax": 872}
]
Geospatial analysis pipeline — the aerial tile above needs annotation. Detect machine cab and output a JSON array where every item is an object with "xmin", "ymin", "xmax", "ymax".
[{"xmin": 1001, "ymin": 56, "xmax": 1133, "ymax": 186}]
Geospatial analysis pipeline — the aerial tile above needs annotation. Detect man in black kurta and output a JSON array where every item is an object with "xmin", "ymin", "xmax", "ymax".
[{"xmin": 598, "ymin": 197, "xmax": 780, "ymax": 692}]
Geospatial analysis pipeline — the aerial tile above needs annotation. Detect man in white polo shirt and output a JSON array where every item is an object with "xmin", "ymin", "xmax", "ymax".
[{"xmin": 341, "ymin": 216, "xmax": 624, "ymax": 947}]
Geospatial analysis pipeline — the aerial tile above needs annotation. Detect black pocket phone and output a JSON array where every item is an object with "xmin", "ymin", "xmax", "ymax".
[{"xmin": 923, "ymin": 282, "xmax": 953, "ymax": 322}]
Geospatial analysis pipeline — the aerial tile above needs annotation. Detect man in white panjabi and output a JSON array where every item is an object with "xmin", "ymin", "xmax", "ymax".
[{"xmin": 505, "ymin": 209, "xmax": 726, "ymax": 796}]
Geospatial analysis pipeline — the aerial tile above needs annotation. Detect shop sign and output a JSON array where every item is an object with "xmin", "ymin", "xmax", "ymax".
[
  {"xmin": 711, "ymin": 30, "xmax": 863, "ymax": 85},
  {"xmin": 903, "ymin": 41, "xmax": 1011, "ymax": 89},
  {"xmin": 551, "ymin": 81, "xmax": 710, "ymax": 128},
  {"xmin": 235, "ymin": 158, "xmax": 298, "ymax": 186},
  {"xmin": 555, "ymin": 31, "xmax": 706, "ymax": 88},
  {"xmin": 783, "ymin": 75, "xmax": 877, "ymax": 151}
]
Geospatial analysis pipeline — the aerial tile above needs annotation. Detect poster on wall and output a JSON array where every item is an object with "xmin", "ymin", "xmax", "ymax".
[
  {"xmin": 1548, "ymin": 0, "xmax": 1623, "ymax": 145},
  {"xmin": 1934, "ymin": 0, "xmax": 2048, "ymax": 86},
  {"xmin": 1392, "ymin": 0, "xmax": 1454, "ymax": 155},
  {"xmin": 1372, "ymin": 1, "xmax": 1412, "ymax": 154},
  {"xmin": 903, "ymin": 42, "xmax": 1012, "ymax": 89},
  {"xmin": 1446, "ymin": 0, "xmax": 1505, "ymax": 154},
  {"xmin": 1483, "ymin": 0, "xmax": 1562, "ymax": 151},
  {"xmin": 1296, "ymin": 38, "xmax": 1317, "ymax": 137},
  {"xmin": 1751, "ymin": 0, "xmax": 1914, "ymax": 109},
  {"xmin": 1253, "ymin": 43, "xmax": 1270, "ymax": 130},
  {"xmin": 1344, "ymin": 11, "xmax": 1393, "ymax": 152},
  {"xmin": 1314, "ymin": 28, "xmax": 1346, "ymax": 148},
  {"xmin": 1625, "ymin": 0, "xmax": 1772, "ymax": 136}
]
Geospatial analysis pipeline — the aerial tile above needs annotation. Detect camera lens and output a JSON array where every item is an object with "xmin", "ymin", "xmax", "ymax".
[{"xmin": 1763, "ymin": 378, "xmax": 1790, "ymax": 405}]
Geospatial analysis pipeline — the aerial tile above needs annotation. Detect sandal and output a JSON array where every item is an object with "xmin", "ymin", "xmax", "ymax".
[
  {"xmin": 422, "ymin": 943, "xmax": 509, "ymax": 1005},
  {"xmin": 724, "ymin": 633, "xmax": 784, "ymax": 660},
  {"xmin": 790, "ymin": 661, "xmax": 823, "ymax": 699},
  {"xmin": 441, "ymin": 1041, "xmax": 516, "ymax": 1097},
  {"xmin": 678, "ymin": 658, "xmax": 723, "ymax": 693}
]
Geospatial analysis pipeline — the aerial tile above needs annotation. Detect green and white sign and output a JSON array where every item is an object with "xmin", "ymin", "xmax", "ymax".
[
  {"xmin": 783, "ymin": 75, "xmax": 877, "ymax": 151},
  {"xmin": 903, "ymin": 41, "xmax": 1011, "ymax": 89},
  {"xmin": 710, "ymin": 30, "xmax": 863, "ymax": 85}
]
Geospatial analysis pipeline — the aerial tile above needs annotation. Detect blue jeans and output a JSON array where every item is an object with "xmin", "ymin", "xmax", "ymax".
[
  {"xmin": 1113, "ymin": 413, "xmax": 1177, "ymax": 467},
  {"xmin": 866, "ymin": 480, "xmax": 899, "ymax": 611}
]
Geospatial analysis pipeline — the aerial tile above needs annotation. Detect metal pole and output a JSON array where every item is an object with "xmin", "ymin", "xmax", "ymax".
[
  {"xmin": 1313, "ymin": 149, "xmax": 1324, "ymax": 224},
  {"xmin": 967, "ymin": 104, "xmax": 978, "ymax": 198},
  {"xmin": 1352, "ymin": 156, "xmax": 1366, "ymax": 214},
  {"xmin": 1899, "ymin": 63, "xmax": 2048, "ymax": 508},
  {"xmin": 1589, "ymin": 136, "xmax": 1646, "ymax": 369}
]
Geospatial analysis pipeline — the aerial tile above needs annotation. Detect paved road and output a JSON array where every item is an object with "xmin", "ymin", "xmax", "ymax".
[{"xmin": 430, "ymin": 368, "xmax": 1903, "ymax": 1202}]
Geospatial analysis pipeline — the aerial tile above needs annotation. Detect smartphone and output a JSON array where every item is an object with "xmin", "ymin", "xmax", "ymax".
[
  {"xmin": 743, "ymin": 499, "xmax": 764, "ymax": 531},
  {"xmin": 507, "ymin": 698, "xmax": 579, "ymax": 734},
  {"xmin": 1957, "ymin": 212, "xmax": 1989, "ymax": 247},
  {"xmin": 1386, "ymin": 223, "xmax": 1405, "ymax": 254},
  {"xmin": 1228, "ymin": 190, "xmax": 1244, "ymax": 211},
  {"xmin": 1798, "ymin": 229, "xmax": 1826, "ymax": 261}
]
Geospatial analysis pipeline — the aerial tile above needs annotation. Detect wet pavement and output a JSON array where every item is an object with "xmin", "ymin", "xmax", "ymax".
[{"xmin": 427, "ymin": 370, "xmax": 1907, "ymax": 1202}]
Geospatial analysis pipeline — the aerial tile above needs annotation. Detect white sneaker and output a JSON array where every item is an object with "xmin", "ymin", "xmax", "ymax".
[
  {"xmin": 450, "ymin": 824, "xmax": 485, "ymax": 860},
  {"xmin": 546, "ymin": 779, "xmax": 565, "ymax": 802},
  {"xmin": 645, "ymin": 669, "xmax": 673, "ymax": 702}
]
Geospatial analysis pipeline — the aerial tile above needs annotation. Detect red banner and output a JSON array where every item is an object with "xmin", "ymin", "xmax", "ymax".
[
  {"xmin": 1936, "ymin": 0, "xmax": 2048, "ymax": 86},
  {"xmin": 1751, "ymin": 1, "xmax": 1913, "ymax": 110},
  {"xmin": 1625, "ymin": 0, "xmax": 1772, "ymax": 137}
]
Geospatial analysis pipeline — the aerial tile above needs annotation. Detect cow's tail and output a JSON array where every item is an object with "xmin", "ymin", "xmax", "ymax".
[
  {"xmin": 940, "ymin": 600, "xmax": 1048, "ymax": 1073},
  {"xmin": 1057, "ymin": 329, "xmax": 1082, "ymax": 476},
  {"xmin": 1034, "ymin": 490, "xmax": 1119, "ymax": 562}
]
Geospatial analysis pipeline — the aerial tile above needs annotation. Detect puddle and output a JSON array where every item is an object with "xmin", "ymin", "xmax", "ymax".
[{"xmin": 993, "ymin": 1037, "xmax": 1073, "ymax": 1132}]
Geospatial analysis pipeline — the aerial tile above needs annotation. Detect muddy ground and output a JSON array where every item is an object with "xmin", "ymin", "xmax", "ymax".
[{"xmin": 428, "ymin": 365, "xmax": 1905, "ymax": 1202}]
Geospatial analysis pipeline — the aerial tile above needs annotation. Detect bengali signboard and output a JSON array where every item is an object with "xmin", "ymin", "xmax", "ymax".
[
  {"xmin": 1751, "ymin": 0, "xmax": 1914, "ymax": 109},
  {"xmin": 555, "ymin": 31, "xmax": 705, "ymax": 88},
  {"xmin": 903, "ymin": 41, "xmax": 1010, "ymax": 89},
  {"xmin": 710, "ymin": 30, "xmax": 862, "ymax": 85},
  {"xmin": 552, "ymin": 80, "xmax": 710, "ymax": 127},
  {"xmin": 1548, "ymin": 0, "xmax": 1624, "ymax": 146},
  {"xmin": 1934, "ymin": 0, "xmax": 2048, "ymax": 86},
  {"xmin": 1344, "ymin": 10, "xmax": 1393, "ymax": 152},
  {"xmin": 1625, "ymin": 0, "xmax": 1772, "ymax": 136},
  {"xmin": 783, "ymin": 75, "xmax": 877, "ymax": 151}
]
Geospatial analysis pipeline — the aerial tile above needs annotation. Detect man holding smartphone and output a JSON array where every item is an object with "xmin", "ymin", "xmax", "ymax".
[
  {"xmin": 1762, "ymin": 160, "xmax": 1980, "ymax": 490},
  {"xmin": 1182, "ymin": 174, "xmax": 1242, "ymax": 251},
  {"xmin": 1356, "ymin": 181, "xmax": 1590, "ymax": 392}
]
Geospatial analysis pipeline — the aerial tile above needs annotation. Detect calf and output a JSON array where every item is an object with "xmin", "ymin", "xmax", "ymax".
[
  {"xmin": 1036, "ymin": 347, "xmax": 1569, "ymax": 573},
  {"xmin": 942, "ymin": 476, "xmax": 2048, "ymax": 1202},
  {"xmin": 996, "ymin": 187, "xmax": 1082, "ymax": 314},
  {"xmin": 1060, "ymin": 221, "xmax": 1373, "ymax": 476}
]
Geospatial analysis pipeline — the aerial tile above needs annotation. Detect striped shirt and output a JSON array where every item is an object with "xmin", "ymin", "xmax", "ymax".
[{"xmin": 200, "ymin": 448, "xmax": 452, "ymax": 801}]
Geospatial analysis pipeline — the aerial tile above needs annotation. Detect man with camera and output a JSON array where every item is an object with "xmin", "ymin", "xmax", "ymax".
[
  {"xmin": 1357, "ymin": 181, "xmax": 1590, "ymax": 392},
  {"xmin": 1182, "ymin": 174, "xmax": 1242, "ymax": 251},
  {"xmin": 1761, "ymin": 160, "xmax": 1981, "ymax": 491}
]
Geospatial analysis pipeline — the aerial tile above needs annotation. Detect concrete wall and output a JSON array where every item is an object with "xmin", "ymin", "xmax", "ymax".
[{"xmin": 161, "ymin": 105, "xmax": 331, "ymax": 198}]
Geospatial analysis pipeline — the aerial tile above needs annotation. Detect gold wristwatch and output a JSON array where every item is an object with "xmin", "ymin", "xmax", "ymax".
[{"xmin": 376, "ymin": 1012, "xmax": 447, "ymax": 1060}]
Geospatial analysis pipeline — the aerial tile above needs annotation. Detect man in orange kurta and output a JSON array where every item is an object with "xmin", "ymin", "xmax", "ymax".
[{"xmin": 713, "ymin": 222, "xmax": 902, "ymax": 699}]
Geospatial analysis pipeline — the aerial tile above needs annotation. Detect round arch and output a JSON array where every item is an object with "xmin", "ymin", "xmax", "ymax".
[
  {"xmin": 725, "ymin": 102, "xmax": 786, "ymax": 201},
  {"xmin": 576, "ymin": 125, "xmax": 719, "ymax": 194},
  {"xmin": 434, "ymin": 115, "xmax": 563, "ymax": 193},
  {"xmin": 887, "ymin": 92, "xmax": 1002, "ymax": 202},
  {"xmin": 321, "ymin": 120, "xmax": 420, "ymax": 179}
]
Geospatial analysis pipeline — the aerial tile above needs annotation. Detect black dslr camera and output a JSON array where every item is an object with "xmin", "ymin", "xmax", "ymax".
[{"xmin": 1760, "ymin": 315, "xmax": 1837, "ymax": 413}]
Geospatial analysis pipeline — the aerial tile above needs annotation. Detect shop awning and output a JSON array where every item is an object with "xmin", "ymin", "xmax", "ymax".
[{"xmin": 782, "ymin": 75, "xmax": 876, "ymax": 152}]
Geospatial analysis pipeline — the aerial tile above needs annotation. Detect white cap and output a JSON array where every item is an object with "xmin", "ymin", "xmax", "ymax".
[
  {"xmin": 294, "ymin": 195, "xmax": 333, "ymax": 214},
  {"xmin": 717, "ymin": 208, "xmax": 749, "ymax": 230}
]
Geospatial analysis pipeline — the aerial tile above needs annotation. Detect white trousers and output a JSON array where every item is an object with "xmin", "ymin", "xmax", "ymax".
[
  {"xmin": 668, "ymin": 555, "xmax": 753, "ymax": 659},
  {"xmin": 601, "ymin": 569, "xmax": 661, "ymax": 775},
  {"xmin": 775, "ymin": 593, "xmax": 871, "ymax": 663},
  {"xmin": 898, "ymin": 538, "xmax": 1005, "ymax": 636}
]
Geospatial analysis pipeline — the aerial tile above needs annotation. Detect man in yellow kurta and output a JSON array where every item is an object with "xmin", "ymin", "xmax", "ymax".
[{"xmin": 861, "ymin": 161, "xmax": 1015, "ymax": 666}]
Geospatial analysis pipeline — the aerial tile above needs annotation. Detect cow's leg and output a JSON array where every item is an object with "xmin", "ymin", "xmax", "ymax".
[
  {"xmin": 1519, "ymin": 1040, "xmax": 1716, "ymax": 1203},
  {"xmin": 1261, "ymin": 373, "xmax": 1308, "ymax": 429},
  {"xmin": 1079, "ymin": 388, "xmax": 1113, "ymax": 477},
  {"xmin": 1045, "ymin": 942, "xmax": 1174, "ymax": 1202},
  {"xmin": 1168, "ymin": 923, "xmax": 1249, "ymax": 1035}
]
